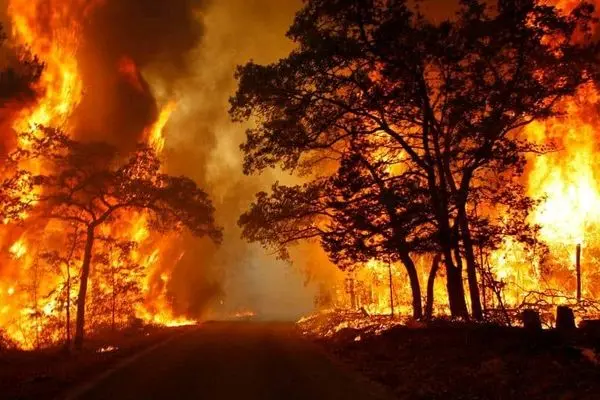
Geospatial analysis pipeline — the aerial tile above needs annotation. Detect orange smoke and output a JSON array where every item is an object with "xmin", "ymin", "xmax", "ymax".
[{"xmin": 118, "ymin": 56, "xmax": 145, "ymax": 93}]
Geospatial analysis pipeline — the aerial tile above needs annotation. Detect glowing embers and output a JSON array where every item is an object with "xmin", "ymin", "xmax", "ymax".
[{"xmin": 97, "ymin": 345, "xmax": 119, "ymax": 353}]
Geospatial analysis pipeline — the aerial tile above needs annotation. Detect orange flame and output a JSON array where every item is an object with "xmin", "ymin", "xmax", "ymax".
[
  {"xmin": 146, "ymin": 101, "xmax": 177, "ymax": 153},
  {"xmin": 0, "ymin": 1, "xmax": 193, "ymax": 349}
]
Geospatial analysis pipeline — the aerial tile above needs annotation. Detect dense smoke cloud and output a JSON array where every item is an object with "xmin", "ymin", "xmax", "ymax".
[
  {"xmin": 157, "ymin": 0, "xmax": 322, "ymax": 319},
  {"xmin": 73, "ymin": 0, "xmax": 207, "ymax": 149},
  {"xmin": 74, "ymin": 0, "xmax": 319, "ymax": 319}
]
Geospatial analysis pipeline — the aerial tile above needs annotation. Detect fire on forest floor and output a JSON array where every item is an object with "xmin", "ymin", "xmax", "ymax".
[
  {"xmin": 0, "ymin": 324, "xmax": 193, "ymax": 400},
  {"xmin": 298, "ymin": 309, "xmax": 411, "ymax": 338},
  {"xmin": 299, "ymin": 311, "xmax": 600, "ymax": 400}
]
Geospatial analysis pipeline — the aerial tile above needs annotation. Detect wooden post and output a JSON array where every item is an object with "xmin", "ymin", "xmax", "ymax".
[
  {"xmin": 522, "ymin": 309, "xmax": 542, "ymax": 331},
  {"xmin": 388, "ymin": 262, "xmax": 394, "ymax": 318},
  {"xmin": 556, "ymin": 306, "xmax": 576, "ymax": 330},
  {"xmin": 576, "ymin": 243, "xmax": 582, "ymax": 302},
  {"xmin": 346, "ymin": 275, "xmax": 356, "ymax": 310},
  {"xmin": 350, "ymin": 278, "xmax": 356, "ymax": 310}
]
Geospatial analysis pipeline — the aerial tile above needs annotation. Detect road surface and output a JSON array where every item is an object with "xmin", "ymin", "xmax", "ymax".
[{"xmin": 69, "ymin": 322, "xmax": 395, "ymax": 400}]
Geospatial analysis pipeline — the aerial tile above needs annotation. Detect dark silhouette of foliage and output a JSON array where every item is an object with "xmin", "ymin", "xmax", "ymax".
[
  {"xmin": 232, "ymin": 0, "xmax": 599, "ymax": 319},
  {"xmin": 0, "ymin": 25, "xmax": 43, "ymax": 109}
]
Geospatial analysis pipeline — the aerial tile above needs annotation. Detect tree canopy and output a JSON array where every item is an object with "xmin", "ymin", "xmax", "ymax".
[
  {"xmin": 0, "ymin": 25, "xmax": 43, "ymax": 109},
  {"xmin": 1, "ymin": 128, "xmax": 222, "ymax": 347},
  {"xmin": 231, "ymin": 0, "xmax": 599, "ymax": 319}
]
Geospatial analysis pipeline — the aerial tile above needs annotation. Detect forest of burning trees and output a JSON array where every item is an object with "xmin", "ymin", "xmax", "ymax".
[
  {"xmin": 232, "ymin": 0, "xmax": 600, "ymax": 323},
  {"xmin": 0, "ymin": 0, "xmax": 223, "ymax": 350},
  {"xmin": 3, "ymin": 0, "xmax": 600, "ymax": 352}
]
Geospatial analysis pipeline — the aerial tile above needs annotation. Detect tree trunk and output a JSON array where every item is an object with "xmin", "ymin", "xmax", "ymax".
[
  {"xmin": 387, "ymin": 262, "xmax": 394, "ymax": 318},
  {"xmin": 348, "ymin": 276, "xmax": 356, "ymax": 310},
  {"xmin": 433, "ymin": 190, "xmax": 469, "ymax": 319},
  {"xmin": 65, "ymin": 229, "xmax": 78, "ymax": 351},
  {"xmin": 439, "ymin": 224, "xmax": 469, "ymax": 319},
  {"xmin": 457, "ymin": 205, "xmax": 483, "ymax": 320},
  {"xmin": 444, "ymin": 251, "xmax": 469, "ymax": 319},
  {"xmin": 74, "ymin": 225, "xmax": 95, "ymax": 350},
  {"xmin": 399, "ymin": 253, "xmax": 423, "ymax": 319},
  {"xmin": 425, "ymin": 253, "xmax": 441, "ymax": 319},
  {"xmin": 65, "ymin": 265, "xmax": 71, "ymax": 348},
  {"xmin": 111, "ymin": 266, "xmax": 116, "ymax": 332}
]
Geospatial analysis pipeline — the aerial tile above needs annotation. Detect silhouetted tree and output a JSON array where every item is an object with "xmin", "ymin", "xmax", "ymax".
[
  {"xmin": 1, "ymin": 128, "xmax": 222, "ymax": 349},
  {"xmin": 231, "ymin": 0, "xmax": 599, "ymax": 319},
  {"xmin": 0, "ymin": 25, "xmax": 43, "ymax": 109},
  {"xmin": 240, "ymin": 138, "xmax": 437, "ymax": 318}
]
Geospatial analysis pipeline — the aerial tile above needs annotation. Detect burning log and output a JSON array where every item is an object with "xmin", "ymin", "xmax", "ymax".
[{"xmin": 556, "ymin": 306, "xmax": 576, "ymax": 330}]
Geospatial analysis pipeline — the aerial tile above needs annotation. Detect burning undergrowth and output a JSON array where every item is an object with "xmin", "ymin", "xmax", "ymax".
[{"xmin": 298, "ymin": 309, "xmax": 409, "ymax": 339}]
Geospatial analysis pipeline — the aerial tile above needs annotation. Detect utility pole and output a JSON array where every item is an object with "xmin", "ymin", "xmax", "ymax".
[
  {"xmin": 345, "ymin": 274, "xmax": 356, "ymax": 310},
  {"xmin": 576, "ymin": 243, "xmax": 582, "ymax": 302},
  {"xmin": 388, "ymin": 261, "xmax": 394, "ymax": 318}
]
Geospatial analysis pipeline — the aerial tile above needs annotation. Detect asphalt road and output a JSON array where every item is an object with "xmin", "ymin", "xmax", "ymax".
[{"xmin": 70, "ymin": 322, "xmax": 395, "ymax": 400}]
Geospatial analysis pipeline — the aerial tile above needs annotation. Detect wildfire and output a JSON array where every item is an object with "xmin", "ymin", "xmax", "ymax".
[
  {"xmin": 9, "ymin": 239, "xmax": 27, "ymax": 260},
  {"xmin": 8, "ymin": 0, "xmax": 86, "ymax": 135},
  {"xmin": 334, "ymin": 2, "xmax": 600, "ymax": 322},
  {"xmin": 356, "ymin": 90, "xmax": 600, "ymax": 319},
  {"xmin": 527, "ymin": 87, "xmax": 600, "ymax": 247},
  {"xmin": 489, "ymin": 83, "xmax": 600, "ymax": 306},
  {"xmin": 146, "ymin": 101, "xmax": 177, "ymax": 153},
  {"xmin": 0, "ymin": 1, "xmax": 193, "ymax": 349},
  {"xmin": 483, "ymin": 0, "xmax": 600, "ymax": 312}
]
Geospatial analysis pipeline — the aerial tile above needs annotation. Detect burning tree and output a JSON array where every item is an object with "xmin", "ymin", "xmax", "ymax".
[
  {"xmin": 91, "ymin": 238, "xmax": 143, "ymax": 333},
  {"xmin": 0, "ymin": 24, "xmax": 43, "ymax": 133},
  {"xmin": 231, "ymin": 0, "xmax": 599, "ymax": 319},
  {"xmin": 38, "ymin": 227, "xmax": 82, "ymax": 347},
  {"xmin": 1, "ymin": 128, "xmax": 222, "ymax": 348},
  {"xmin": 0, "ymin": 27, "xmax": 42, "ymax": 109}
]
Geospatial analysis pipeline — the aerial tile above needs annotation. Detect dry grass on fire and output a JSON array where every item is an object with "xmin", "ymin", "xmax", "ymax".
[
  {"xmin": 0, "ymin": 324, "xmax": 192, "ymax": 400},
  {"xmin": 299, "ymin": 311, "xmax": 600, "ymax": 400}
]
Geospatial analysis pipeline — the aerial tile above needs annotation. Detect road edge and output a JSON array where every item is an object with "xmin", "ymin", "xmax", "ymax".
[
  {"xmin": 58, "ymin": 327, "xmax": 196, "ymax": 400},
  {"xmin": 296, "ymin": 327, "xmax": 398, "ymax": 400}
]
